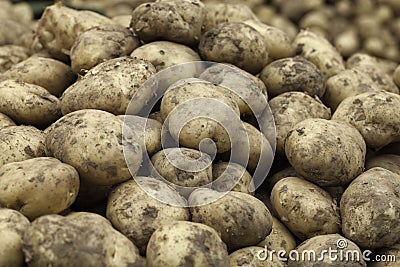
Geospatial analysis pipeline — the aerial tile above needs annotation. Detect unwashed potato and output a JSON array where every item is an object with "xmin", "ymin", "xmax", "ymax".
[
  {"xmin": 0, "ymin": 56, "xmax": 76, "ymax": 97},
  {"xmin": 366, "ymin": 154, "xmax": 400, "ymax": 175},
  {"xmin": 0, "ymin": 19, "xmax": 34, "ymax": 48},
  {"xmin": 285, "ymin": 118, "xmax": 366, "ymax": 187},
  {"xmin": 332, "ymin": 91, "xmax": 400, "ymax": 149},
  {"xmin": 70, "ymin": 24, "xmax": 140, "ymax": 74},
  {"xmin": 346, "ymin": 53, "xmax": 398, "ymax": 76},
  {"xmin": 45, "ymin": 109, "xmax": 143, "ymax": 186},
  {"xmin": 229, "ymin": 246, "xmax": 286, "ymax": 267},
  {"xmin": 271, "ymin": 177, "xmax": 341, "ymax": 240},
  {"xmin": 369, "ymin": 244, "xmax": 400, "ymax": 267},
  {"xmin": 199, "ymin": 22, "xmax": 268, "ymax": 74},
  {"xmin": 107, "ymin": 177, "xmax": 190, "ymax": 254},
  {"xmin": 23, "ymin": 214, "xmax": 145, "ymax": 267},
  {"xmin": 0, "ymin": 125, "xmax": 46, "ymax": 168},
  {"xmin": 341, "ymin": 167, "xmax": 400, "ymax": 249},
  {"xmin": 334, "ymin": 28, "xmax": 360, "ymax": 58},
  {"xmin": 189, "ymin": 188, "xmax": 273, "ymax": 251},
  {"xmin": 61, "ymin": 57, "xmax": 156, "ymax": 115},
  {"xmin": 0, "ymin": 157, "xmax": 79, "ymax": 220},
  {"xmin": 130, "ymin": 41, "xmax": 200, "ymax": 72},
  {"xmin": 131, "ymin": 0, "xmax": 204, "ymax": 46},
  {"xmin": 394, "ymin": 65, "xmax": 400, "ymax": 88},
  {"xmin": 212, "ymin": 162, "xmax": 254, "ymax": 195},
  {"xmin": 0, "ymin": 112, "xmax": 15, "ymax": 128},
  {"xmin": 0, "ymin": 45, "xmax": 30, "ymax": 73},
  {"xmin": 146, "ymin": 220, "xmax": 228, "ymax": 267},
  {"xmin": 0, "ymin": 80, "xmax": 61, "ymax": 128},
  {"xmin": 260, "ymin": 56, "xmax": 325, "ymax": 98}
]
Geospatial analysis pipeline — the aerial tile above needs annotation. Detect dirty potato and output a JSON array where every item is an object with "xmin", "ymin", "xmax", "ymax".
[
  {"xmin": 0, "ymin": 112, "xmax": 15, "ymax": 128},
  {"xmin": 230, "ymin": 246, "xmax": 286, "ymax": 267},
  {"xmin": 0, "ymin": 45, "xmax": 30, "ymax": 73},
  {"xmin": 212, "ymin": 162, "xmax": 254, "ymax": 195}
]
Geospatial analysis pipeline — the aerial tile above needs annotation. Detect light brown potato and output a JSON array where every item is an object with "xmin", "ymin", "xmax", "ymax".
[
  {"xmin": 332, "ymin": 91, "xmax": 400, "ymax": 149},
  {"xmin": 341, "ymin": 167, "xmax": 400, "ymax": 249},
  {"xmin": 0, "ymin": 80, "xmax": 61, "ymax": 128},
  {"xmin": 0, "ymin": 112, "xmax": 15, "ymax": 128},
  {"xmin": 366, "ymin": 154, "xmax": 400, "ymax": 176},
  {"xmin": 271, "ymin": 177, "xmax": 341, "ymax": 240},
  {"xmin": 189, "ymin": 189, "xmax": 273, "ymax": 250},
  {"xmin": 45, "ymin": 109, "xmax": 143, "ymax": 186},
  {"xmin": 0, "ymin": 157, "xmax": 79, "ymax": 220},
  {"xmin": 229, "ymin": 246, "xmax": 286, "ymax": 267},
  {"xmin": 70, "ymin": 24, "xmax": 140, "ymax": 74},
  {"xmin": 260, "ymin": 57, "xmax": 325, "ymax": 98},
  {"xmin": 0, "ymin": 19, "xmax": 34, "ymax": 48},
  {"xmin": 334, "ymin": 28, "xmax": 360, "ymax": 58},
  {"xmin": 0, "ymin": 45, "xmax": 30, "ymax": 73},
  {"xmin": 212, "ymin": 162, "xmax": 254, "ymax": 195},
  {"xmin": 61, "ymin": 57, "xmax": 156, "ymax": 115},
  {"xmin": 130, "ymin": 41, "xmax": 200, "ymax": 72},
  {"xmin": 107, "ymin": 177, "xmax": 190, "ymax": 253},
  {"xmin": 347, "ymin": 53, "xmax": 398, "ymax": 76},
  {"xmin": 280, "ymin": 0, "xmax": 324, "ymax": 21}
]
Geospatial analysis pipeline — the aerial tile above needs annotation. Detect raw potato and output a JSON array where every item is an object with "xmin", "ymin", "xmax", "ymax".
[
  {"xmin": 334, "ymin": 28, "xmax": 360, "ymax": 58},
  {"xmin": 0, "ymin": 56, "xmax": 76, "ymax": 97},
  {"xmin": 0, "ymin": 157, "xmax": 79, "ymax": 220},
  {"xmin": 269, "ymin": 92, "xmax": 331, "ymax": 155},
  {"xmin": 45, "ymin": 109, "xmax": 143, "ymax": 186},
  {"xmin": 366, "ymin": 154, "xmax": 400, "ymax": 175},
  {"xmin": 287, "ymin": 234, "xmax": 366, "ymax": 267},
  {"xmin": 131, "ymin": 0, "xmax": 204, "ymax": 46},
  {"xmin": 369, "ymin": 244, "xmax": 400, "ymax": 267},
  {"xmin": 70, "ymin": 24, "xmax": 140, "ymax": 74},
  {"xmin": 271, "ymin": 177, "xmax": 341, "ymax": 240},
  {"xmin": 394, "ymin": 65, "xmax": 400, "ymax": 88},
  {"xmin": 229, "ymin": 246, "xmax": 286, "ymax": 267},
  {"xmin": 199, "ymin": 22, "xmax": 268, "ymax": 74},
  {"xmin": 260, "ymin": 56, "xmax": 325, "ymax": 98},
  {"xmin": 130, "ymin": 41, "xmax": 200, "ymax": 72},
  {"xmin": 285, "ymin": 118, "xmax": 366, "ymax": 186},
  {"xmin": 23, "ymin": 214, "xmax": 145, "ymax": 267},
  {"xmin": 341, "ymin": 167, "xmax": 400, "ymax": 249},
  {"xmin": 332, "ymin": 91, "xmax": 400, "ymax": 149},
  {"xmin": 61, "ymin": 57, "xmax": 156, "ymax": 115},
  {"xmin": 0, "ymin": 125, "xmax": 46, "ymax": 168},
  {"xmin": 0, "ymin": 45, "xmax": 29, "ymax": 73},
  {"xmin": 0, "ymin": 112, "xmax": 15, "ymax": 128},
  {"xmin": 0, "ymin": 19, "xmax": 34, "ymax": 48},
  {"xmin": 146, "ymin": 220, "xmax": 229, "ymax": 267},
  {"xmin": 112, "ymin": 15, "xmax": 132, "ymax": 27},
  {"xmin": 0, "ymin": 80, "xmax": 61, "ymax": 128},
  {"xmin": 106, "ymin": 177, "xmax": 190, "ymax": 253},
  {"xmin": 189, "ymin": 188, "xmax": 273, "ymax": 251},
  {"xmin": 212, "ymin": 162, "xmax": 254, "ymax": 195}
]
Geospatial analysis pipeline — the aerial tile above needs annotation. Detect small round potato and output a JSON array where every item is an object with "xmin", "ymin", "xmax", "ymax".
[
  {"xmin": 0, "ymin": 45, "xmax": 30, "ymax": 73},
  {"xmin": 271, "ymin": 177, "xmax": 341, "ymax": 240},
  {"xmin": 0, "ymin": 112, "xmax": 15, "ymax": 128},
  {"xmin": 229, "ymin": 246, "xmax": 286, "ymax": 267},
  {"xmin": 212, "ymin": 162, "xmax": 254, "ymax": 195},
  {"xmin": 0, "ymin": 157, "xmax": 79, "ymax": 220},
  {"xmin": 146, "ymin": 220, "xmax": 229, "ymax": 267},
  {"xmin": 189, "ymin": 188, "xmax": 273, "ymax": 251},
  {"xmin": 366, "ymin": 154, "xmax": 400, "ymax": 176}
]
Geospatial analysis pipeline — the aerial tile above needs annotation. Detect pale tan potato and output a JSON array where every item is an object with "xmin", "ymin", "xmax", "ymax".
[
  {"xmin": 366, "ymin": 154, "xmax": 400, "ymax": 176},
  {"xmin": 269, "ymin": 92, "xmax": 331, "ymax": 155},
  {"xmin": 11, "ymin": 2, "xmax": 33, "ymax": 25},
  {"xmin": 0, "ymin": 157, "xmax": 79, "ymax": 220},
  {"xmin": 202, "ymin": 0, "xmax": 263, "ymax": 10},
  {"xmin": 0, "ymin": 125, "xmax": 46, "ymax": 168},
  {"xmin": 271, "ymin": 177, "xmax": 341, "ymax": 240},
  {"xmin": 341, "ymin": 167, "xmax": 400, "ymax": 249},
  {"xmin": 229, "ymin": 246, "xmax": 286, "ymax": 267},
  {"xmin": 0, "ymin": 19, "xmax": 34, "ymax": 48},
  {"xmin": 112, "ymin": 15, "xmax": 132, "ymax": 27},
  {"xmin": 61, "ymin": 57, "xmax": 156, "ymax": 115},
  {"xmin": 45, "ymin": 109, "xmax": 143, "ymax": 186},
  {"xmin": 260, "ymin": 57, "xmax": 325, "ymax": 98},
  {"xmin": 334, "ymin": 28, "xmax": 360, "ymax": 58},
  {"xmin": 189, "ymin": 189, "xmax": 273, "ymax": 250},
  {"xmin": 259, "ymin": 13, "xmax": 298, "ymax": 41},
  {"xmin": 107, "ymin": 177, "xmax": 190, "ymax": 253},
  {"xmin": 212, "ymin": 162, "xmax": 254, "ymax": 195},
  {"xmin": 347, "ymin": 53, "xmax": 398, "ymax": 76},
  {"xmin": 0, "ymin": 80, "xmax": 61, "ymax": 128},
  {"xmin": 0, "ymin": 56, "xmax": 76, "ymax": 96},
  {"xmin": 394, "ymin": 65, "xmax": 400, "ymax": 88},
  {"xmin": 199, "ymin": 22, "xmax": 268, "ymax": 74},
  {"xmin": 267, "ymin": 167, "xmax": 301, "ymax": 192},
  {"xmin": 146, "ymin": 220, "xmax": 228, "ymax": 266},
  {"xmin": 148, "ymin": 111, "xmax": 164, "ymax": 124},
  {"xmin": 332, "ymin": 91, "xmax": 400, "ymax": 149},
  {"xmin": 280, "ymin": 0, "xmax": 323, "ymax": 21},
  {"xmin": 0, "ymin": 45, "xmax": 30, "ymax": 73},
  {"xmin": 130, "ymin": 41, "xmax": 200, "ymax": 72},
  {"xmin": 131, "ymin": 0, "xmax": 204, "ymax": 46},
  {"xmin": 0, "ymin": 112, "xmax": 15, "ymax": 128},
  {"xmin": 70, "ymin": 24, "xmax": 140, "ymax": 74}
]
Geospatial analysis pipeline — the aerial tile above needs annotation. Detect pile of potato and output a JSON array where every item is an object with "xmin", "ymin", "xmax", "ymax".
[{"xmin": 0, "ymin": 0, "xmax": 400, "ymax": 266}]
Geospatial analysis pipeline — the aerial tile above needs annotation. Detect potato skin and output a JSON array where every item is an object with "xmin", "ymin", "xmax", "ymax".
[
  {"xmin": 0, "ymin": 45, "xmax": 30, "ymax": 73},
  {"xmin": 0, "ymin": 112, "xmax": 15, "ymax": 128},
  {"xmin": 146, "ymin": 220, "xmax": 229, "ymax": 267},
  {"xmin": 229, "ymin": 246, "xmax": 286, "ymax": 267},
  {"xmin": 212, "ymin": 162, "xmax": 254, "ymax": 195},
  {"xmin": 340, "ymin": 167, "xmax": 400, "ymax": 249}
]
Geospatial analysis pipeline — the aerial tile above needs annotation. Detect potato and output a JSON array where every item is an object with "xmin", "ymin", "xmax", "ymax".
[
  {"xmin": 0, "ymin": 56, "xmax": 76, "ymax": 97},
  {"xmin": 369, "ymin": 244, "xmax": 400, "ymax": 267},
  {"xmin": 61, "ymin": 57, "xmax": 156, "ymax": 115},
  {"xmin": 70, "ymin": 24, "xmax": 140, "ymax": 74},
  {"xmin": 130, "ymin": 41, "xmax": 200, "ymax": 72},
  {"xmin": 146, "ymin": 220, "xmax": 229, "ymax": 266},
  {"xmin": 332, "ymin": 91, "xmax": 400, "ymax": 149},
  {"xmin": 0, "ymin": 157, "xmax": 79, "ymax": 220},
  {"xmin": 269, "ymin": 92, "xmax": 331, "ymax": 155},
  {"xmin": 0, "ymin": 125, "xmax": 46, "ymax": 168},
  {"xmin": 36, "ymin": 2, "xmax": 114, "ymax": 60},
  {"xmin": 229, "ymin": 246, "xmax": 286, "ymax": 267},
  {"xmin": 260, "ymin": 56, "xmax": 325, "ymax": 98},
  {"xmin": 23, "ymin": 214, "xmax": 145, "ymax": 267},
  {"xmin": 0, "ymin": 112, "xmax": 15, "ymax": 128},
  {"xmin": 366, "ymin": 154, "xmax": 400, "ymax": 176},
  {"xmin": 341, "ymin": 167, "xmax": 400, "ymax": 249},
  {"xmin": 267, "ymin": 167, "xmax": 300, "ymax": 193},
  {"xmin": 107, "ymin": 177, "xmax": 190, "ymax": 253},
  {"xmin": 394, "ymin": 65, "xmax": 400, "ymax": 88},
  {"xmin": 271, "ymin": 177, "xmax": 341, "ymax": 240},
  {"xmin": 280, "ymin": 0, "xmax": 323, "ymax": 21},
  {"xmin": 0, "ymin": 19, "xmax": 34, "ymax": 48},
  {"xmin": 285, "ymin": 118, "xmax": 366, "ymax": 186},
  {"xmin": 334, "ymin": 28, "xmax": 360, "ymax": 58},
  {"xmin": 199, "ymin": 22, "xmax": 268, "ymax": 74},
  {"xmin": 347, "ymin": 53, "xmax": 398, "ymax": 76},
  {"xmin": 131, "ymin": 0, "xmax": 204, "ymax": 46},
  {"xmin": 189, "ymin": 188, "xmax": 273, "ymax": 250},
  {"xmin": 212, "ymin": 162, "xmax": 254, "ymax": 195},
  {"xmin": 45, "ymin": 109, "xmax": 142, "ymax": 186},
  {"xmin": 287, "ymin": 234, "xmax": 366, "ymax": 266},
  {"xmin": 0, "ymin": 45, "xmax": 30, "ymax": 73},
  {"xmin": 148, "ymin": 111, "xmax": 164, "ymax": 124},
  {"xmin": 112, "ymin": 15, "xmax": 132, "ymax": 27},
  {"xmin": 0, "ymin": 80, "xmax": 61, "ymax": 128},
  {"xmin": 293, "ymin": 30, "xmax": 345, "ymax": 79}
]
